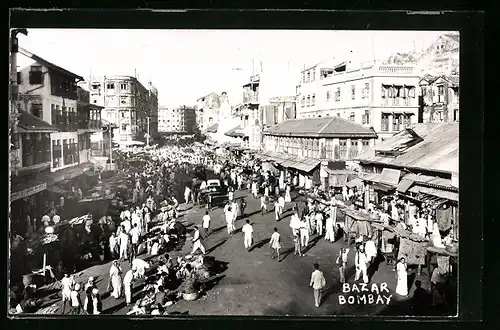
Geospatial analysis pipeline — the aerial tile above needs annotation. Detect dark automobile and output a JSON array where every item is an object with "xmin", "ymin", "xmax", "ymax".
[{"xmin": 198, "ymin": 184, "xmax": 228, "ymax": 208}]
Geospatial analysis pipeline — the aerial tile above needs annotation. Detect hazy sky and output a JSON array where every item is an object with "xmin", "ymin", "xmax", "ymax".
[{"xmin": 17, "ymin": 29, "xmax": 452, "ymax": 107}]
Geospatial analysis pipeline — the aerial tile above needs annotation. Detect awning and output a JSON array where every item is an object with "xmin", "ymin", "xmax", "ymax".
[
  {"xmin": 10, "ymin": 179, "xmax": 47, "ymax": 202},
  {"xmin": 346, "ymin": 177, "xmax": 363, "ymax": 189},
  {"xmin": 287, "ymin": 158, "xmax": 321, "ymax": 173},
  {"xmin": 397, "ymin": 178, "xmax": 415, "ymax": 193},
  {"xmin": 408, "ymin": 185, "xmax": 458, "ymax": 202},
  {"xmin": 17, "ymin": 111, "xmax": 58, "ymax": 133},
  {"xmin": 46, "ymin": 185, "xmax": 69, "ymax": 195},
  {"xmin": 278, "ymin": 155, "xmax": 298, "ymax": 167},
  {"xmin": 117, "ymin": 140, "xmax": 145, "ymax": 146},
  {"xmin": 372, "ymin": 182, "xmax": 395, "ymax": 192},
  {"xmin": 379, "ymin": 168, "xmax": 401, "ymax": 186},
  {"xmin": 83, "ymin": 170, "xmax": 98, "ymax": 177}
]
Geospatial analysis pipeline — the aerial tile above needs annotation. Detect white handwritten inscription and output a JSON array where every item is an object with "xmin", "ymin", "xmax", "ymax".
[{"xmin": 338, "ymin": 283, "xmax": 393, "ymax": 305}]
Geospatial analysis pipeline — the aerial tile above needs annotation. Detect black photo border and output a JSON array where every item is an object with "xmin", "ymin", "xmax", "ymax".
[{"xmin": 6, "ymin": 6, "xmax": 485, "ymax": 330}]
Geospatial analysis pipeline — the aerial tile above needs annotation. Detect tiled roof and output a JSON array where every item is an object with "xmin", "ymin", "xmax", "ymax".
[
  {"xmin": 356, "ymin": 123, "xmax": 458, "ymax": 174},
  {"xmin": 264, "ymin": 117, "xmax": 377, "ymax": 138},
  {"xmin": 17, "ymin": 111, "xmax": 58, "ymax": 132},
  {"xmin": 224, "ymin": 125, "xmax": 244, "ymax": 137},
  {"xmin": 205, "ymin": 123, "xmax": 218, "ymax": 133},
  {"xmin": 19, "ymin": 47, "xmax": 84, "ymax": 80}
]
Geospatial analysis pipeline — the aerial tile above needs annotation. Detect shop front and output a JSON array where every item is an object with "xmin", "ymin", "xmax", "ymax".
[{"xmin": 10, "ymin": 176, "xmax": 49, "ymax": 235}]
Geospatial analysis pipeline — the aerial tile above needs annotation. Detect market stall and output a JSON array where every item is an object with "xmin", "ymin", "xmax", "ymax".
[{"xmin": 342, "ymin": 209, "xmax": 382, "ymax": 245}]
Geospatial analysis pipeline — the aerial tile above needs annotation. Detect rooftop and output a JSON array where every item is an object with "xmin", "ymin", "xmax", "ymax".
[
  {"xmin": 264, "ymin": 117, "xmax": 378, "ymax": 139},
  {"xmin": 356, "ymin": 123, "xmax": 459, "ymax": 174},
  {"xmin": 17, "ymin": 111, "xmax": 58, "ymax": 133},
  {"xmin": 18, "ymin": 47, "xmax": 83, "ymax": 81},
  {"xmin": 205, "ymin": 123, "xmax": 218, "ymax": 133}
]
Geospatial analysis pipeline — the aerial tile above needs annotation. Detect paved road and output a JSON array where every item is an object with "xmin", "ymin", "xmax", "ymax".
[{"xmin": 38, "ymin": 189, "xmax": 433, "ymax": 316}]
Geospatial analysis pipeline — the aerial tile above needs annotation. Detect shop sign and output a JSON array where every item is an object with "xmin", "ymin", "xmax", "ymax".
[{"xmin": 10, "ymin": 182, "xmax": 47, "ymax": 202}]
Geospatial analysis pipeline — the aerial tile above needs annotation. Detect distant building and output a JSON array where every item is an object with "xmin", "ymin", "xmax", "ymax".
[
  {"xmin": 158, "ymin": 106, "xmax": 196, "ymax": 133},
  {"xmin": 419, "ymin": 75, "xmax": 459, "ymax": 123},
  {"xmin": 296, "ymin": 60, "xmax": 420, "ymax": 140},
  {"xmin": 196, "ymin": 93, "xmax": 221, "ymax": 131},
  {"xmin": 89, "ymin": 75, "xmax": 157, "ymax": 143},
  {"xmin": 264, "ymin": 96, "xmax": 297, "ymax": 127}
]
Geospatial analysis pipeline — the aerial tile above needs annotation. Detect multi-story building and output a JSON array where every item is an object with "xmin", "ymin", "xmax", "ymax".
[
  {"xmin": 419, "ymin": 74, "xmax": 459, "ymax": 123},
  {"xmin": 89, "ymin": 76, "xmax": 157, "ymax": 143},
  {"xmin": 77, "ymin": 87, "xmax": 103, "ymax": 163},
  {"xmin": 296, "ymin": 61, "xmax": 420, "ymax": 140},
  {"xmin": 232, "ymin": 74, "xmax": 262, "ymax": 149},
  {"xmin": 263, "ymin": 96, "xmax": 297, "ymax": 127},
  {"xmin": 11, "ymin": 47, "xmax": 99, "ymax": 235},
  {"xmin": 196, "ymin": 92, "xmax": 221, "ymax": 131},
  {"xmin": 16, "ymin": 47, "xmax": 101, "ymax": 173},
  {"xmin": 158, "ymin": 106, "xmax": 197, "ymax": 133}
]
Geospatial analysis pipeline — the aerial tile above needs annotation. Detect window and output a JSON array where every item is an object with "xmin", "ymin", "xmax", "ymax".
[
  {"xmin": 381, "ymin": 113, "xmax": 389, "ymax": 131},
  {"xmin": 335, "ymin": 87, "xmax": 341, "ymax": 102},
  {"xmin": 107, "ymin": 83, "xmax": 115, "ymax": 89},
  {"xmin": 362, "ymin": 139, "xmax": 370, "ymax": 147},
  {"xmin": 301, "ymin": 96, "xmax": 305, "ymax": 107},
  {"xmin": 121, "ymin": 124, "xmax": 127, "ymax": 131},
  {"xmin": 339, "ymin": 140, "xmax": 347, "ymax": 159},
  {"xmin": 349, "ymin": 112, "xmax": 355, "ymax": 122},
  {"xmin": 362, "ymin": 83, "xmax": 370, "ymax": 99},
  {"xmin": 326, "ymin": 91, "xmax": 331, "ymax": 102},
  {"xmin": 351, "ymin": 85, "xmax": 356, "ymax": 100},
  {"xmin": 350, "ymin": 140, "xmax": 359, "ymax": 158},
  {"xmin": 120, "ymin": 83, "xmax": 128, "ymax": 90},
  {"xmin": 31, "ymin": 103, "xmax": 43, "ymax": 119},
  {"xmin": 312, "ymin": 94, "xmax": 316, "ymax": 106},
  {"xmin": 52, "ymin": 140, "xmax": 61, "ymax": 168},
  {"xmin": 403, "ymin": 114, "xmax": 412, "ymax": 128},
  {"xmin": 422, "ymin": 86, "xmax": 427, "ymax": 97},
  {"xmin": 29, "ymin": 65, "xmax": 43, "ymax": 85},
  {"xmin": 307, "ymin": 71, "xmax": 310, "ymax": 83},
  {"xmin": 120, "ymin": 96, "xmax": 128, "ymax": 104},
  {"xmin": 307, "ymin": 96, "xmax": 311, "ymax": 107},
  {"xmin": 393, "ymin": 114, "xmax": 401, "ymax": 131},
  {"xmin": 438, "ymin": 85, "xmax": 444, "ymax": 95},
  {"xmin": 311, "ymin": 69, "xmax": 315, "ymax": 82},
  {"xmin": 17, "ymin": 72, "xmax": 22, "ymax": 84},
  {"xmin": 93, "ymin": 100, "xmax": 97, "ymax": 104},
  {"xmin": 362, "ymin": 110, "xmax": 370, "ymax": 124}
]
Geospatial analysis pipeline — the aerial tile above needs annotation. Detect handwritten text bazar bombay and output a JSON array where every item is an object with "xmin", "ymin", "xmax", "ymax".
[{"xmin": 339, "ymin": 283, "xmax": 393, "ymax": 305}]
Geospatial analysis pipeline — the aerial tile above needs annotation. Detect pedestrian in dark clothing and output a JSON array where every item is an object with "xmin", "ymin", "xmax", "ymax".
[{"xmin": 412, "ymin": 280, "xmax": 428, "ymax": 315}]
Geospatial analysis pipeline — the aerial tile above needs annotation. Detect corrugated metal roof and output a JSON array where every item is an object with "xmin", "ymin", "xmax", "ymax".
[
  {"xmin": 357, "ymin": 123, "xmax": 458, "ymax": 174},
  {"xmin": 264, "ymin": 117, "xmax": 377, "ymax": 138}
]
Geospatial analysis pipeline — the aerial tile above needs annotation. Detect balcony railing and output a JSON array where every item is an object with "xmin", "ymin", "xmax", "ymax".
[{"xmin": 77, "ymin": 117, "xmax": 102, "ymax": 130}]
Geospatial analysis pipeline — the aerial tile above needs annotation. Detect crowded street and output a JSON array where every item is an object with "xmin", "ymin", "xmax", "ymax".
[{"xmin": 9, "ymin": 28, "xmax": 459, "ymax": 317}]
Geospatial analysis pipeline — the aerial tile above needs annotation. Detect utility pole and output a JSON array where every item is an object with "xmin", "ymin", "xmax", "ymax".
[
  {"xmin": 9, "ymin": 28, "xmax": 28, "ymax": 180},
  {"xmin": 146, "ymin": 116, "xmax": 150, "ymax": 146}
]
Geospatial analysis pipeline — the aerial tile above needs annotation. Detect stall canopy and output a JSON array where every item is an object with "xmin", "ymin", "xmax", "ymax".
[
  {"xmin": 396, "ymin": 178, "xmax": 415, "ymax": 193},
  {"xmin": 408, "ymin": 185, "xmax": 459, "ymax": 202},
  {"xmin": 10, "ymin": 178, "xmax": 47, "ymax": 202},
  {"xmin": 287, "ymin": 157, "xmax": 321, "ymax": 173},
  {"xmin": 325, "ymin": 169, "xmax": 358, "ymax": 187},
  {"xmin": 346, "ymin": 177, "xmax": 363, "ymax": 189}
]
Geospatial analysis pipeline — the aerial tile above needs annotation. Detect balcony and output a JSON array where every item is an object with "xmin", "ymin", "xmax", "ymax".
[
  {"xmin": 377, "ymin": 65, "xmax": 414, "ymax": 75},
  {"xmin": 77, "ymin": 117, "xmax": 102, "ymax": 132}
]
